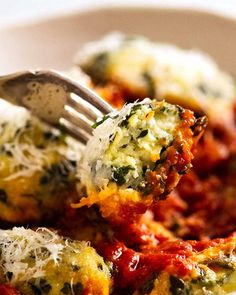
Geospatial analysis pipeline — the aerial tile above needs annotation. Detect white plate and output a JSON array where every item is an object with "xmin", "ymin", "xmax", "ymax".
[{"xmin": 0, "ymin": 6, "xmax": 236, "ymax": 76}]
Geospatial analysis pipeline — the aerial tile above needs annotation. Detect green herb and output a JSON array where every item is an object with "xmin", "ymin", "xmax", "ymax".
[
  {"xmin": 139, "ymin": 273, "xmax": 158, "ymax": 294},
  {"xmin": 40, "ymin": 163, "xmax": 72, "ymax": 186},
  {"xmin": 142, "ymin": 72, "xmax": 155, "ymax": 97},
  {"xmin": 92, "ymin": 115, "xmax": 110, "ymax": 129},
  {"xmin": 112, "ymin": 165, "xmax": 134, "ymax": 185},
  {"xmin": 54, "ymin": 123, "xmax": 67, "ymax": 141},
  {"xmin": 142, "ymin": 166, "xmax": 148, "ymax": 176},
  {"xmin": 29, "ymin": 279, "xmax": 51, "ymax": 295},
  {"xmin": 159, "ymin": 106, "xmax": 167, "ymax": 112},
  {"xmin": 138, "ymin": 129, "xmax": 148, "ymax": 138},
  {"xmin": 206, "ymin": 257, "xmax": 235, "ymax": 270},
  {"xmin": 84, "ymin": 52, "xmax": 109, "ymax": 84},
  {"xmin": 120, "ymin": 104, "xmax": 143, "ymax": 127},
  {"xmin": 29, "ymin": 284, "xmax": 41, "ymax": 295},
  {"xmin": 97, "ymin": 263, "xmax": 103, "ymax": 270},
  {"xmin": 71, "ymin": 264, "xmax": 80, "ymax": 271},
  {"xmin": 197, "ymin": 83, "xmax": 208, "ymax": 94},
  {"xmin": 43, "ymin": 131, "xmax": 59, "ymax": 141},
  {"xmin": 61, "ymin": 282, "xmax": 71, "ymax": 294},
  {"xmin": 131, "ymin": 104, "xmax": 143, "ymax": 113},
  {"xmin": 120, "ymin": 117, "xmax": 129, "ymax": 128},
  {"xmin": 6, "ymin": 271, "xmax": 13, "ymax": 281},
  {"xmin": 39, "ymin": 279, "xmax": 51, "ymax": 294},
  {"xmin": 0, "ymin": 189, "xmax": 7, "ymax": 203},
  {"xmin": 169, "ymin": 276, "xmax": 189, "ymax": 295},
  {"xmin": 191, "ymin": 277, "xmax": 214, "ymax": 288},
  {"xmin": 61, "ymin": 282, "xmax": 83, "ymax": 295}
]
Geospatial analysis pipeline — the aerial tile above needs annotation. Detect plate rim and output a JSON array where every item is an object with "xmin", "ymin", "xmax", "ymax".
[{"xmin": 1, "ymin": 5, "xmax": 236, "ymax": 33}]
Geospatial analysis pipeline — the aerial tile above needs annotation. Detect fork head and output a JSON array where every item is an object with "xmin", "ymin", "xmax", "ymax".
[{"xmin": 0, "ymin": 70, "xmax": 114, "ymax": 144}]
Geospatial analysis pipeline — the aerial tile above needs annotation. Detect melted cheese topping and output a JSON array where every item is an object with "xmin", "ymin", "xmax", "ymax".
[
  {"xmin": 0, "ymin": 227, "xmax": 112, "ymax": 295},
  {"xmin": 77, "ymin": 32, "xmax": 236, "ymax": 123},
  {"xmin": 0, "ymin": 227, "xmax": 64, "ymax": 282}
]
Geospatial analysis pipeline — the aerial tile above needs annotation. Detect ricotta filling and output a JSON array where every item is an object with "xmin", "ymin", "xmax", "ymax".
[{"xmin": 80, "ymin": 99, "xmax": 182, "ymax": 191}]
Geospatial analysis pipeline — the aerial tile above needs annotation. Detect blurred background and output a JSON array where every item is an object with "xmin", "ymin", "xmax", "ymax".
[{"xmin": 0, "ymin": 0, "xmax": 236, "ymax": 28}]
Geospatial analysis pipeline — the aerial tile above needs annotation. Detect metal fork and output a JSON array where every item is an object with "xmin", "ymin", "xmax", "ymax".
[{"xmin": 0, "ymin": 70, "xmax": 114, "ymax": 144}]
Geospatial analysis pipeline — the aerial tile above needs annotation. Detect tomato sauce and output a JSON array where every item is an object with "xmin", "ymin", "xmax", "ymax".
[
  {"xmin": 0, "ymin": 285, "xmax": 21, "ymax": 295},
  {"xmin": 100, "ymin": 235, "xmax": 234, "ymax": 291}
]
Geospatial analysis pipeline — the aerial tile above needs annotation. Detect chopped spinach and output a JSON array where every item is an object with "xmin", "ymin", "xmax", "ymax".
[
  {"xmin": 43, "ymin": 131, "xmax": 60, "ymax": 141},
  {"xmin": 55, "ymin": 123, "xmax": 67, "ymax": 141},
  {"xmin": 120, "ymin": 104, "xmax": 143, "ymax": 127},
  {"xmin": 170, "ymin": 276, "xmax": 190, "ymax": 295},
  {"xmin": 206, "ymin": 257, "xmax": 235, "ymax": 270},
  {"xmin": 197, "ymin": 83, "xmax": 208, "ymax": 94},
  {"xmin": 138, "ymin": 129, "xmax": 148, "ymax": 138},
  {"xmin": 92, "ymin": 115, "xmax": 110, "ymax": 129},
  {"xmin": 29, "ymin": 284, "xmax": 41, "ymax": 295},
  {"xmin": 40, "ymin": 163, "xmax": 72, "ymax": 186},
  {"xmin": 61, "ymin": 282, "xmax": 71, "ymax": 294},
  {"xmin": 97, "ymin": 263, "xmax": 103, "ymax": 270},
  {"xmin": 61, "ymin": 282, "xmax": 83, "ymax": 295},
  {"xmin": 29, "ymin": 279, "xmax": 51, "ymax": 295},
  {"xmin": 84, "ymin": 52, "xmax": 109, "ymax": 84},
  {"xmin": 0, "ymin": 189, "xmax": 7, "ymax": 203},
  {"xmin": 139, "ymin": 273, "xmax": 158, "ymax": 294},
  {"xmin": 6, "ymin": 271, "xmax": 13, "ymax": 281},
  {"xmin": 39, "ymin": 279, "xmax": 52, "ymax": 294},
  {"xmin": 142, "ymin": 72, "xmax": 155, "ymax": 97},
  {"xmin": 111, "ymin": 165, "xmax": 134, "ymax": 185},
  {"xmin": 71, "ymin": 264, "xmax": 80, "ymax": 271}
]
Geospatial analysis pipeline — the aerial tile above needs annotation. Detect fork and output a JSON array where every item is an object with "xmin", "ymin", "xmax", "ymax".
[{"xmin": 0, "ymin": 70, "xmax": 114, "ymax": 144}]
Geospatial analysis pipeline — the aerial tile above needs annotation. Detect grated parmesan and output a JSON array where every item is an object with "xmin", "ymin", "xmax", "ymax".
[
  {"xmin": 0, "ymin": 99, "xmax": 82, "ymax": 181},
  {"xmin": 0, "ymin": 227, "xmax": 64, "ymax": 283}
]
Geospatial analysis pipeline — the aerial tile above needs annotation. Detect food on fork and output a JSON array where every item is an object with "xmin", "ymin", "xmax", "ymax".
[
  {"xmin": 0, "ymin": 227, "xmax": 112, "ymax": 295},
  {"xmin": 74, "ymin": 99, "xmax": 206, "ymax": 223}
]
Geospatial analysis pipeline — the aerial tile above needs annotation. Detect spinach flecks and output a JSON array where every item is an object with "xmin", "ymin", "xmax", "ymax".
[
  {"xmin": 170, "ymin": 276, "xmax": 189, "ymax": 295},
  {"xmin": 0, "ymin": 189, "xmax": 8, "ymax": 203},
  {"xmin": 61, "ymin": 282, "xmax": 83, "ymax": 295},
  {"xmin": 92, "ymin": 115, "xmax": 110, "ymax": 129},
  {"xmin": 138, "ymin": 129, "xmax": 148, "ymax": 138},
  {"xmin": 111, "ymin": 165, "xmax": 134, "ymax": 185},
  {"xmin": 139, "ymin": 273, "xmax": 158, "ymax": 294},
  {"xmin": 142, "ymin": 72, "xmax": 155, "ymax": 97}
]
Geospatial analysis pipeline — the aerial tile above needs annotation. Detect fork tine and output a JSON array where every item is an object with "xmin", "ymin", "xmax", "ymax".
[
  {"xmin": 71, "ymin": 84, "xmax": 113, "ymax": 115},
  {"xmin": 0, "ymin": 70, "xmax": 115, "ymax": 144},
  {"xmin": 59, "ymin": 118, "xmax": 90, "ymax": 144},
  {"xmin": 63, "ymin": 105, "xmax": 93, "ymax": 135},
  {"xmin": 68, "ymin": 93, "xmax": 102, "ymax": 122},
  {"xmin": 47, "ymin": 71, "xmax": 113, "ymax": 114}
]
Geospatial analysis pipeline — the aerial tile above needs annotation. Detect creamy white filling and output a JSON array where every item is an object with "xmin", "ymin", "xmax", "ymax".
[{"xmin": 80, "ymin": 100, "xmax": 182, "ymax": 191}]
